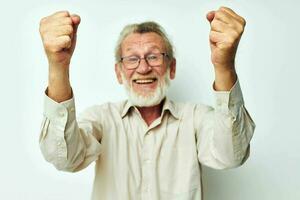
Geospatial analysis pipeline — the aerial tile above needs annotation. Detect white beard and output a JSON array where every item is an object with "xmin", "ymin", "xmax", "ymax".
[{"xmin": 121, "ymin": 68, "xmax": 171, "ymax": 107}]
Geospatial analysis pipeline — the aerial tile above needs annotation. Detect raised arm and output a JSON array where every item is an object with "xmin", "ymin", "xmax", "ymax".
[
  {"xmin": 39, "ymin": 10, "xmax": 80, "ymax": 102},
  {"xmin": 39, "ymin": 11, "xmax": 102, "ymax": 172},
  {"xmin": 195, "ymin": 7, "xmax": 255, "ymax": 169}
]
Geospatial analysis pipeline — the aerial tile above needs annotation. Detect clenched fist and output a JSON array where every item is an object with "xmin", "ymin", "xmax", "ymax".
[
  {"xmin": 39, "ymin": 11, "xmax": 81, "ymax": 68},
  {"xmin": 206, "ymin": 7, "xmax": 246, "ymax": 71}
]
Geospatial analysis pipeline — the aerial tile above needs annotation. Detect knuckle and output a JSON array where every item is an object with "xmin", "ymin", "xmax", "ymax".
[
  {"xmin": 66, "ymin": 25, "xmax": 74, "ymax": 34},
  {"xmin": 219, "ymin": 6, "xmax": 227, "ymax": 11},
  {"xmin": 211, "ymin": 19, "xmax": 217, "ymax": 27},
  {"xmin": 65, "ymin": 17, "xmax": 73, "ymax": 25},
  {"xmin": 43, "ymin": 40, "xmax": 55, "ymax": 51},
  {"xmin": 63, "ymin": 11, "xmax": 70, "ymax": 15},
  {"xmin": 239, "ymin": 26, "xmax": 245, "ymax": 34},
  {"xmin": 40, "ymin": 17, "xmax": 47, "ymax": 25},
  {"xmin": 44, "ymin": 37, "xmax": 64, "ymax": 52},
  {"xmin": 64, "ymin": 36, "xmax": 71, "ymax": 44},
  {"xmin": 215, "ymin": 11, "xmax": 222, "ymax": 18},
  {"xmin": 64, "ymin": 38, "xmax": 72, "ymax": 48},
  {"xmin": 39, "ymin": 18, "xmax": 47, "ymax": 32},
  {"xmin": 241, "ymin": 17, "xmax": 246, "ymax": 26},
  {"xmin": 235, "ymin": 25, "xmax": 244, "ymax": 34},
  {"xmin": 39, "ymin": 26, "xmax": 47, "ymax": 35},
  {"xmin": 209, "ymin": 31, "xmax": 217, "ymax": 38}
]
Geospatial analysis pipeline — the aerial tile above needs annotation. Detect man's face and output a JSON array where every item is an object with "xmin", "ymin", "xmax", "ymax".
[{"xmin": 115, "ymin": 32, "xmax": 176, "ymax": 107}]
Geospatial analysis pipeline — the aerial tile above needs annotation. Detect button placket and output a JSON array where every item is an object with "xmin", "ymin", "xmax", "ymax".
[
  {"xmin": 141, "ymin": 133, "xmax": 152, "ymax": 199},
  {"xmin": 59, "ymin": 110, "xmax": 65, "ymax": 117},
  {"xmin": 55, "ymin": 107, "xmax": 68, "ymax": 159}
]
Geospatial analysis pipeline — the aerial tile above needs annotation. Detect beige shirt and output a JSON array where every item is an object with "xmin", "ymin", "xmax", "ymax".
[{"xmin": 39, "ymin": 80, "xmax": 255, "ymax": 200}]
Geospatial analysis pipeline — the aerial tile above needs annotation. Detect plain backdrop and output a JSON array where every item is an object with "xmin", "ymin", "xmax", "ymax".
[{"xmin": 0, "ymin": 0, "xmax": 299, "ymax": 199}]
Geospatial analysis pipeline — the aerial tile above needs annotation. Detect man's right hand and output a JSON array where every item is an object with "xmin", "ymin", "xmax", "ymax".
[
  {"xmin": 39, "ymin": 11, "xmax": 81, "ymax": 102},
  {"xmin": 39, "ymin": 11, "xmax": 81, "ymax": 68}
]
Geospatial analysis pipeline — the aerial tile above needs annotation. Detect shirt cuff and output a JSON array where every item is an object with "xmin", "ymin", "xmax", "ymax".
[
  {"xmin": 43, "ymin": 89, "xmax": 76, "ymax": 124},
  {"xmin": 213, "ymin": 79, "xmax": 244, "ymax": 114}
]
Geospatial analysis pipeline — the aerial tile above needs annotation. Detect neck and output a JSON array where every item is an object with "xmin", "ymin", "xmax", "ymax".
[{"xmin": 137, "ymin": 101, "xmax": 164, "ymax": 126}]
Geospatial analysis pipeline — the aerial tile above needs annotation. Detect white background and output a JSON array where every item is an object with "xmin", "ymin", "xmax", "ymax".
[{"xmin": 0, "ymin": 0, "xmax": 299, "ymax": 199}]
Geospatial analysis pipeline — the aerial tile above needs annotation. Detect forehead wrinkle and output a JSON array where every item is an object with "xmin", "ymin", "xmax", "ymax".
[
  {"xmin": 124, "ymin": 44, "xmax": 162, "ymax": 53},
  {"xmin": 122, "ymin": 33, "xmax": 165, "ymax": 53}
]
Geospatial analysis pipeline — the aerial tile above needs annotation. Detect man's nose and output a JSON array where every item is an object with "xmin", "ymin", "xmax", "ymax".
[{"xmin": 135, "ymin": 58, "xmax": 152, "ymax": 74}]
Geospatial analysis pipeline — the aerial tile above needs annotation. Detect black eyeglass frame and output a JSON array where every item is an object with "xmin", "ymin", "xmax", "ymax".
[{"xmin": 120, "ymin": 53, "xmax": 169, "ymax": 69}]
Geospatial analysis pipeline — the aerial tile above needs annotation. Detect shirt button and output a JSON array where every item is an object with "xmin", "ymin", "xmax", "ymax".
[
  {"xmin": 143, "ymin": 186, "xmax": 149, "ymax": 192},
  {"xmin": 145, "ymin": 159, "xmax": 151, "ymax": 164},
  {"xmin": 70, "ymin": 107, "xmax": 75, "ymax": 112},
  {"xmin": 217, "ymin": 100, "xmax": 222, "ymax": 106},
  {"xmin": 59, "ymin": 110, "xmax": 65, "ymax": 117}
]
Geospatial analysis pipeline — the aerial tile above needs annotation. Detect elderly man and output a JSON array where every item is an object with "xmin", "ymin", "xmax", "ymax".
[{"xmin": 39, "ymin": 6, "xmax": 255, "ymax": 200}]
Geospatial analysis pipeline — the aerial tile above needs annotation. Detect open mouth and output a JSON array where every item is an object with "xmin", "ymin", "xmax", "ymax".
[{"xmin": 133, "ymin": 78, "xmax": 157, "ymax": 84}]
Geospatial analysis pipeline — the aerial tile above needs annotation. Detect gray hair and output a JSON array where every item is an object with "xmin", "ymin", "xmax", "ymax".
[{"xmin": 114, "ymin": 21, "xmax": 174, "ymax": 63}]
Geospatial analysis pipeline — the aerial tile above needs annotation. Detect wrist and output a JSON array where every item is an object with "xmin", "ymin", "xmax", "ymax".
[
  {"xmin": 213, "ymin": 61, "xmax": 235, "ymax": 72},
  {"xmin": 47, "ymin": 74, "xmax": 72, "ymax": 103},
  {"xmin": 49, "ymin": 63, "xmax": 69, "ymax": 77},
  {"xmin": 214, "ymin": 68, "xmax": 237, "ymax": 91}
]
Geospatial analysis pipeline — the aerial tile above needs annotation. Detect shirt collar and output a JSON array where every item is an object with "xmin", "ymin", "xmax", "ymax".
[{"xmin": 121, "ymin": 97, "xmax": 180, "ymax": 120}]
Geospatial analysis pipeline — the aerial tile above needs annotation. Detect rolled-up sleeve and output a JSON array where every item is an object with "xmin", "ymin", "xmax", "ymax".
[
  {"xmin": 195, "ymin": 79, "xmax": 255, "ymax": 169},
  {"xmin": 39, "ymin": 92, "xmax": 103, "ymax": 172}
]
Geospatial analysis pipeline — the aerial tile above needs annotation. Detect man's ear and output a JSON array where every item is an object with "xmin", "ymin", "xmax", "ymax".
[
  {"xmin": 115, "ymin": 63, "xmax": 123, "ymax": 84},
  {"xmin": 169, "ymin": 58, "xmax": 176, "ymax": 80}
]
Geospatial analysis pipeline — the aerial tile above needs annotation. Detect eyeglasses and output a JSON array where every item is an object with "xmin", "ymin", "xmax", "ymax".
[{"xmin": 120, "ymin": 53, "xmax": 168, "ymax": 69}]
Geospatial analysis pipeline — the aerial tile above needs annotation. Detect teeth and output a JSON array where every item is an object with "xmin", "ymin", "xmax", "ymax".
[{"xmin": 135, "ymin": 79, "xmax": 155, "ymax": 84}]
